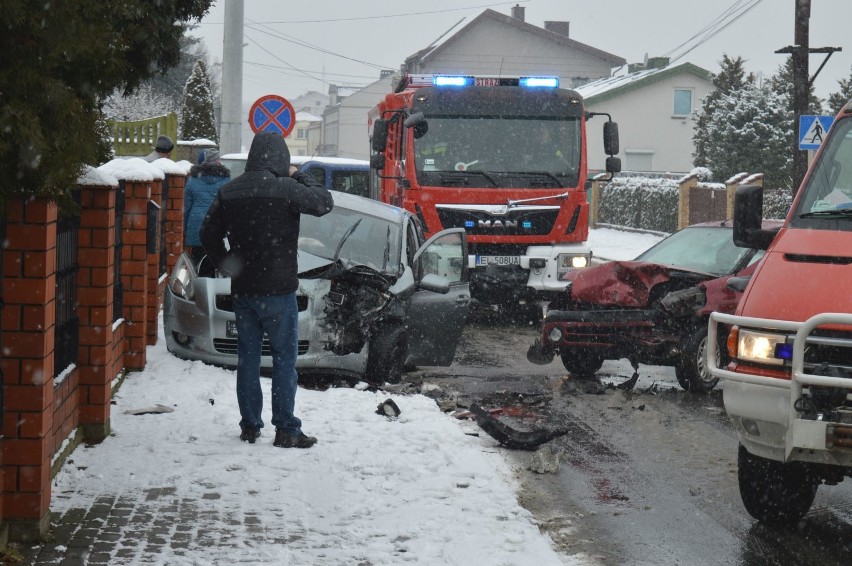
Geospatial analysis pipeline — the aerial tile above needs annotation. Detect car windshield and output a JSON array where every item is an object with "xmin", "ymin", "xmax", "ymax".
[
  {"xmin": 299, "ymin": 206, "xmax": 401, "ymax": 272},
  {"xmin": 635, "ymin": 226, "xmax": 752, "ymax": 276},
  {"xmin": 413, "ymin": 117, "xmax": 581, "ymax": 188}
]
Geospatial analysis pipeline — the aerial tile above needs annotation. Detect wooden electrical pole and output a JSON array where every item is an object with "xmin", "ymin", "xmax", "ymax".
[
  {"xmin": 791, "ymin": 0, "xmax": 810, "ymax": 193},
  {"xmin": 776, "ymin": 0, "xmax": 841, "ymax": 195}
]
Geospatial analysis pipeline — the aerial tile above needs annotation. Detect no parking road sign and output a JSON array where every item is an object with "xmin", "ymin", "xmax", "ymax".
[{"xmin": 248, "ymin": 94, "xmax": 295, "ymax": 137}]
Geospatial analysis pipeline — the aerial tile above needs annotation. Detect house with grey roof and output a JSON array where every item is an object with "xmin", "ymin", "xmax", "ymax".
[{"xmin": 577, "ymin": 59, "xmax": 714, "ymax": 174}]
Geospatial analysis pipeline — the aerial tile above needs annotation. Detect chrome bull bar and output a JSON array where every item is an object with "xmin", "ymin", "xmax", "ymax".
[{"xmin": 708, "ymin": 312, "xmax": 852, "ymax": 460}]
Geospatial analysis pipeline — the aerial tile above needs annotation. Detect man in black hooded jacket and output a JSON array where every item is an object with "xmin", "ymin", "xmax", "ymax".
[{"xmin": 200, "ymin": 133, "xmax": 333, "ymax": 448}]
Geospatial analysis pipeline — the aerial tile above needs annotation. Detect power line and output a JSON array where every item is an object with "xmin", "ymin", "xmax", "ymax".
[
  {"xmin": 245, "ymin": 21, "xmax": 391, "ymax": 70},
  {"xmin": 198, "ymin": 1, "xmax": 528, "ymax": 25},
  {"xmin": 667, "ymin": 0, "xmax": 764, "ymax": 64}
]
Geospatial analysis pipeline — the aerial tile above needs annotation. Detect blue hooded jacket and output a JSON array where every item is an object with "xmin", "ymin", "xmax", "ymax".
[{"xmin": 184, "ymin": 161, "xmax": 231, "ymax": 247}]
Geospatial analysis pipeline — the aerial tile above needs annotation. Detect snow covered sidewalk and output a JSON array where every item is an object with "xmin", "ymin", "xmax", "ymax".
[{"xmin": 33, "ymin": 322, "xmax": 586, "ymax": 565}]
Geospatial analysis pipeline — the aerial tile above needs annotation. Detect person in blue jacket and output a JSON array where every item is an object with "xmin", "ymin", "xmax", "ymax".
[{"xmin": 184, "ymin": 149, "xmax": 230, "ymax": 266}]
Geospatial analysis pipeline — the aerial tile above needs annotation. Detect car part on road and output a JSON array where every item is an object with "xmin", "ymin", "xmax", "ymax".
[{"xmin": 469, "ymin": 403, "xmax": 569, "ymax": 450}]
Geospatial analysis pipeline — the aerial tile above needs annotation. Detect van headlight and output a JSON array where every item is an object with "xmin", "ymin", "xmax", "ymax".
[
  {"xmin": 735, "ymin": 329, "xmax": 790, "ymax": 366},
  {"xmin": 170, "ymin": 253, "xmax": 197, "ymax": 301}
]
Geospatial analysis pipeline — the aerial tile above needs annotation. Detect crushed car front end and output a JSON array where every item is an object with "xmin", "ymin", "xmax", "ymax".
[{"xmin": 163, "ymin": 253, "xmax": 372, "ymax": 377}]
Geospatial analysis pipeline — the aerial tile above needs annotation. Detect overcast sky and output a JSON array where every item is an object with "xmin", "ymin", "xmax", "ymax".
[{"xmin": 191, "ymin": 0, "xmax": 850, "ymax": 109}]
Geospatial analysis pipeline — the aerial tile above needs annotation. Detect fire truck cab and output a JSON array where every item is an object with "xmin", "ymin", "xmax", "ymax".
[{"xmin": 368, "ymin": 73, "xmax": 620, "ymax": 309}]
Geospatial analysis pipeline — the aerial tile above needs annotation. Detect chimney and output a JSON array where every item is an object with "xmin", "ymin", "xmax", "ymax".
[
  {"xmin": 511, "ymin": 4, "xmax": 525, "ymax": 22},
  {"xmin": 544, "ymin": 21, "xmax": 570, "ymax": 37}
]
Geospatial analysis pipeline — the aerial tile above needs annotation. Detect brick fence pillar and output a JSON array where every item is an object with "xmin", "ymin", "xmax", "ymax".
[
  {"xmin": 122, "ymin": 181, "xmax": 152, "ymax": 370},
  {"xmin": 76, "ymin": 183, "xmax": 120, "ymax": 442},
  {"xmin": 1, "ymin": 198, "xmax": 57, "ymax": 540},
  {"xmin": 677, "ymin": 173, "xmax": 697, "ymax": 230},
  {"xmin": 165, "ymin": 174, "xmax": 186, "ymax": 276}
]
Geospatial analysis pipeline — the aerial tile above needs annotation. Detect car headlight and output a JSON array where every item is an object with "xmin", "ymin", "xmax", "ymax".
[
  {"xmin": 169, "ymin": 253, "xmax": 197, "ymax": 301},
  {"xmin": 735, "ymin": 328, "xmax": 790, "ymax": 366},
  {"xmin": 557, "ymin": 252, "xmax": 591, "ymax": 280}
]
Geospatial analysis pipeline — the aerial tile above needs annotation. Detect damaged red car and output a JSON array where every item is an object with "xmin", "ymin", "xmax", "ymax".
[{"xmin": 527, "ymin": 220, "xmax": 782, "ymax": 392}]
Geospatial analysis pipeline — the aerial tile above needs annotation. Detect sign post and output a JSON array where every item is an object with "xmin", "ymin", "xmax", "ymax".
[{"xmin": 248, "ymin": 95, "xmax": 296, "ymax": 137}]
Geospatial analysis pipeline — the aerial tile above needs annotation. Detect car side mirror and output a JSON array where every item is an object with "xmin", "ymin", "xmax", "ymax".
[{"xmin": 418, "ymin": 273, "xmax": 451, "ymax": 294}]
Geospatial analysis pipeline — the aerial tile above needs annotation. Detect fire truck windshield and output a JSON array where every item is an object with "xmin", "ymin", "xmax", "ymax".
[{"xmin": 412, "ymin": 116, "xmax": 581, "ymax": 189}]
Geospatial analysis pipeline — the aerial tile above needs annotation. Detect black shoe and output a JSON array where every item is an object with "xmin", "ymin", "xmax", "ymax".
[
  {"xmin": 240, "ymin": 426, "xmax": 261, "ymax": 443},
  {"xmin": 273, "ymin": 430, "xmax": 317, "ymax": 449}
]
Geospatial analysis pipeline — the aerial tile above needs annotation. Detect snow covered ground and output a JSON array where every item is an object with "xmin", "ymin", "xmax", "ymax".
[{"xmin": 48, "ymin": 226, "xmax": 663, "ymax": 565}]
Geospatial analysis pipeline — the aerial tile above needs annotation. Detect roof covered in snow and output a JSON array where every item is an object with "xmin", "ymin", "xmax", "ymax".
[{"xmin": 575, "ymin": 61, "xmax": 713, "ymax": 103}]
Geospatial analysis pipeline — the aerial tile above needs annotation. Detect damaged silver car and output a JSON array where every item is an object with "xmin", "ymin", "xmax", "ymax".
[{"xmin": 164, "ymin": 191, "xmax": 471, "ymax": 384}]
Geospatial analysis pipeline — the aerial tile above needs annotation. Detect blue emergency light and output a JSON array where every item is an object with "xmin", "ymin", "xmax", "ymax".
[
  {"xmin": 433, "ymin": 76, "xmax": 474, "ymax": 87},
  {"xmin": 520, "ymin": 76, "xmax": 559, "ymax": 88},
  {"xmin": 775, "ymin": 342, "xmax": 794, "ymax": 361}
]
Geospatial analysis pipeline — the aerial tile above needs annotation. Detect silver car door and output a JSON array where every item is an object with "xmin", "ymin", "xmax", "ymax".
[{"xmin": 405, "ymin": 227, "xmax": 471, "ymax": 366}]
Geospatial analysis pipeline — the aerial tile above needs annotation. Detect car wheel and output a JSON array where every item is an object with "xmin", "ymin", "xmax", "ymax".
[
  {"xmin": 675, "ymin": 326, "xmax": 720, "ymax": 393},
  {"xmin": 559, "ymin": 349, "xmax": 604, "ymax": 380},
  {"xmin": 737, "ymin": 444, "xmax": 818, "ymax": 524},
  {"xmin": 366, "ymin": 325, "xmax": 407, "ymax": 385}
]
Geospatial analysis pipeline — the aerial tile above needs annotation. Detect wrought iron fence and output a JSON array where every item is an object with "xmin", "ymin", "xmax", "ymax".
[
  {"xmin": 160, "ymin": 178, "xmax": 169, "ymax": 276},
  {"xmin": 114, "ymin": 181, "xmax": 125, "ymax": 322},
  {"xmin": 55, "ymin": 192, "xmax": 81, "ymax": 376}
]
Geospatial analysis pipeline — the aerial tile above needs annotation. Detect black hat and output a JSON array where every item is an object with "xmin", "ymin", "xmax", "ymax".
[{"xmin": 155, "ymin": 135, "xmax": 174, "ymax": 153}]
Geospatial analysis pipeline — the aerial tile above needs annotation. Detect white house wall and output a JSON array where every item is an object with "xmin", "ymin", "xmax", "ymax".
[
  {"xmin": 332, "ymin": 75, "xmax": 395, "ymax": 160},
  {"xmin": 584, "ymin": 73, "xmax": 713, "ymax": 174}
]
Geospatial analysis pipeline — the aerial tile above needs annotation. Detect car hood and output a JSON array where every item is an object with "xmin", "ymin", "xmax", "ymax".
[
  {"xmin": 569, "ymin": 261, "xmax": 713, "ymax": 307},
  {"xmin": 297, "ymin": 250, "xmax": 335, "ymax": 275}
]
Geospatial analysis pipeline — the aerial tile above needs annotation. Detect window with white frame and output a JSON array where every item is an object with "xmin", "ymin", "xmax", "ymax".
[
  {"xmin": 673, "ymin": 89, "xmax": 693, "ymax": 117},
  {"xmin": 625, "ymin": 150, "xmax": 654, "ymax": 172},
  {"xmin": 296, "ymin": 128, "xmax": 307, "ymax": 139}
]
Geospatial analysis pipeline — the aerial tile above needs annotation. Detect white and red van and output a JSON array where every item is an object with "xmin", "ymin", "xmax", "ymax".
[{"xmin": 709, "ymin": 99, "xmax": 852, "ymax": 524}]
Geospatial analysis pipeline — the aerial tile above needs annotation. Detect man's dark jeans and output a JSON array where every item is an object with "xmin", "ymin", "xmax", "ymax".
[{"xmin": 233, "ymin": 292, "xmax": 302, "ymax": 435}]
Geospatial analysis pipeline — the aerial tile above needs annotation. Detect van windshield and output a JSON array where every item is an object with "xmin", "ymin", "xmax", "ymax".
[{"xmin": 793, "ymin": 117, "xmax": 852, "ymax": 227}]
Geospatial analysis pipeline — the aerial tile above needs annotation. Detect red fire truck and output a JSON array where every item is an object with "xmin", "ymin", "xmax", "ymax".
[{"xmin": 367, "ymin": 74, "xmax": 620, "ymax": 310}]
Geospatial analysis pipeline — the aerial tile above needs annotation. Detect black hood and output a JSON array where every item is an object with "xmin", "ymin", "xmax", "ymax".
[{"xmin": 244, "ymin": 132, "xmax": 290, "ymax": 176}]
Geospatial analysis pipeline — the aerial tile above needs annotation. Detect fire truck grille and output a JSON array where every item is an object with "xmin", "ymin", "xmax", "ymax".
[{"xmin": 436, "ymin": 208, "xmax": 559, "ymax": 236}]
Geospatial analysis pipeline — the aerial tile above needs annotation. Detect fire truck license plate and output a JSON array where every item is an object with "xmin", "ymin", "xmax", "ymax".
[
  {"xmin": 475, "ymin": 77, "xmax": 500, "ymax": 87},
  {"xmin": 476, "ymin": 255, "xmax": 521, "ymax": 266}
]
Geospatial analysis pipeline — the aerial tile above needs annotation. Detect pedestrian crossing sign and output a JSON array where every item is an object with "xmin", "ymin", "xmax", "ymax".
[{"xmin": 799, "ymin": 115, "xmax": 834, "ymax": 150}]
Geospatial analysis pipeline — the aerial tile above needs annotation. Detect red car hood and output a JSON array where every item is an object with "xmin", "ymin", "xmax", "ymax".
[{"xmin": 569, "ymin": 261, "xmax": 710, "ymax": 307}]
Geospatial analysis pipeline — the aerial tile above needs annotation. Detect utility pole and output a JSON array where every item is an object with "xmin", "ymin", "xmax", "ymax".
[
  {"xmin": 220, "ymin": 0, "xmax": 244, "ymax": 154},
  {"xmin": 777, "ymin": 0, "xmax": 841, "ymax": 194},
  {"xmin": 791, "ymin": 0, "xmax": 809, "ymax": 193}
]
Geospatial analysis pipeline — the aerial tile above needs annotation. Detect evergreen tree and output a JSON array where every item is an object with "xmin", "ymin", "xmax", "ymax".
[
  {"xmin": 702, "ymin": 84, "xmax": 793, "ymax": 190},
  {"xmin": 0, "ymin": 1, "xmax": 212, "ymax": 206},
  {"xmin": 180, "ymin": 60, "xmax": 219, "ymax": 143},
  {"xmin": 693, "ymin": 55, "xmax": 755, "ymax": 168},
  {"xmin": 827, "ymin": 65, "xmax": 852, "ymax": 116},
  {"xmin": 766, "ymin": 56, "xmax": 824, "ymax": 115}
]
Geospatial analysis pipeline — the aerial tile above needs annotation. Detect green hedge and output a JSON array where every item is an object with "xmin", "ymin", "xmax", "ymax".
[
  {"xmin": 598, "ymin": 176, "xmax": 680, "ymax": 233},
  {"xmin": 763, "ymin": 189, "xmax": 793, "ymax": 220}
]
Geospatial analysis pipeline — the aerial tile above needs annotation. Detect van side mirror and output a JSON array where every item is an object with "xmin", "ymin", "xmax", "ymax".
[
  {"xmin": 371, "ymin": 119, "xmax": 388, "ymax": 153},
  {"xmin": 603, "ymin": 121, "xmax": 619, "ymax": 156},
  {"xmin": 733, "ymin": 184, "xmax": 777, "ymax": 250}
]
